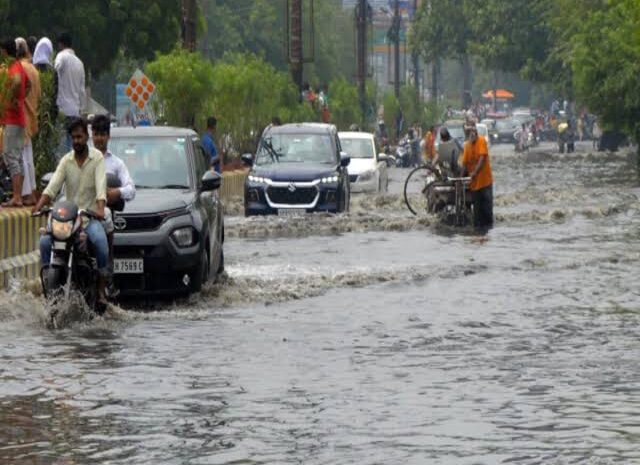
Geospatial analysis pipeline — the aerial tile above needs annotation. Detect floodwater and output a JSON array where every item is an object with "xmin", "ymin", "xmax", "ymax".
[{"xmin": 1, "ymin": 142, "xmax": 639, "ymax": 465}]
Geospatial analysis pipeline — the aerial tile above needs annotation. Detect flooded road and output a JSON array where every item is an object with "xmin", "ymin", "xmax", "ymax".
[{"xmin": 1, "ymin": 142, "xmax": 639, "ymax": 464}]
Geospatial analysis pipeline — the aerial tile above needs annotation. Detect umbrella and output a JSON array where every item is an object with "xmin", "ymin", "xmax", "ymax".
[{"xmin": 482, "ymin": 89, "xmax": 515, "ymax": 99}]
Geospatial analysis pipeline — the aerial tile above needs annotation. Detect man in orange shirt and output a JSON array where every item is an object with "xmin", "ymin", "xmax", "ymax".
[{"xmin": 461, "ymin": 125, "xmax": 493, "ymax": 229}]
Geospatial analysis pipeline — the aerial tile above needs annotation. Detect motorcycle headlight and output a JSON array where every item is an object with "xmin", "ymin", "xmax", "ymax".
[
  {"xmin": 51, "ymin": 219, "xmax": 74, "ymax": 240},
  {"xmin": 358, "ymin": 170, "xmax": 375, "ymax": 182},
  {"xmin": 171, "ymin": 227, "xmax": 196, "ymax": 248},
  {"xmin": 321, "ymin": 176, "xmax": 339, "ymax": 184}
]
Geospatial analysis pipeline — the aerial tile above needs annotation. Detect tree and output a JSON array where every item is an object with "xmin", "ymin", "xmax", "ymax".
[
  {"xmin": 571, "ymin": 0, "xmax": 640, "ymax": 142},
  {"xmin": 1, "ymin": 0, "xmax": 180, "ymax": 76},
  {"xmin": 145, "ymin": 49, "xmax": 215, "ymax": 128},
  {"xmin": 327, "ymin": 78, "xmax": 362, "ymax": 130},
  {"xmin": 199, "ymin": 0, "xmax": 356, "ymax": 86},
  {"xmin": 410, "ymin": 0, "xmax": 473, "ymax": 106},
  {"xmin": 208, "ymin": 53, "xmax": 314, "ymax": 155}
]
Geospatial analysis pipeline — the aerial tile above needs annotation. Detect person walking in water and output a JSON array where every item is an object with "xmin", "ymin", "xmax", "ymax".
[{"xmin": 461, "ymin": 124, "xmax": 494, "ymax": 229}]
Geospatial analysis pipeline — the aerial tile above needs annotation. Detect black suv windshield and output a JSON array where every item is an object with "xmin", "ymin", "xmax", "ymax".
[
  {"xmin": 109, "ymin": 136, "xmax": 191, "ymax": 189},
  {"xmin": 256, "ymin": 132, "xmax": 336, "ymax": 165}
]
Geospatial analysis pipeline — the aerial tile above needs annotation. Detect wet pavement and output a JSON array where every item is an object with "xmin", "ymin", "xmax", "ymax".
[{"xmin": 1, "ymin": 142, "xmax": 639, "ymax": 464}]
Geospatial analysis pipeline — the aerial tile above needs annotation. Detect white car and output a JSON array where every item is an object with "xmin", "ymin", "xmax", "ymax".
[{"xmin": 338, "ymin": 131, "xmax": 389, "ymax": 193}]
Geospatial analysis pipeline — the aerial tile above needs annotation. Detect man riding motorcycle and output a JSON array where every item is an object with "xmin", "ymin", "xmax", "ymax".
[{"xmin": 32, "ymin": 117, "xmax": 109, "ymax": 311}]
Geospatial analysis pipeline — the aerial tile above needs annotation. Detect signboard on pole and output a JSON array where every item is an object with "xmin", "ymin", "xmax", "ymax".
[{"xmin": 125, "ymin": 69, "xmax": 156, "ymax": 111}]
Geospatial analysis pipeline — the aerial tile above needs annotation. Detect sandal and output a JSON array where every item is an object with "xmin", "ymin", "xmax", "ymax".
[{"xmin": 1, "ymin": 199, "xmax": 24, "ymax": 208}]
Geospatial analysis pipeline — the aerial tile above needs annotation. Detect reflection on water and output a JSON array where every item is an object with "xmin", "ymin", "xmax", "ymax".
[{"xmin": 1, "ymin": 143, "xmax": 639, "ymax": 464}]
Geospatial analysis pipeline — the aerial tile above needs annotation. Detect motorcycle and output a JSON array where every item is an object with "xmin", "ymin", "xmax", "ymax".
[
  {"xmin": 33, "ymin": 200, "xmax": 103, "ymax": 327},
  {"xmin": 395, "ymin": 136, "xmax": 418, "ymax": 168}
]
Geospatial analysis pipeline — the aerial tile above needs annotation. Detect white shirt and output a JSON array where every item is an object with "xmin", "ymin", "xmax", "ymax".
[
  {"xmin": 104, "ymin": 150, "xmax": 136, "ymax": 201},
  {"xmin": 54, "ymin": 48, "xmax": 85, "ymax": 117}
]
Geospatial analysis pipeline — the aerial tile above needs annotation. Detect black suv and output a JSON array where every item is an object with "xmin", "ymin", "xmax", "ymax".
[
  {"xmin": 109, "ymin": 127, "xmax": 224, "ymax": 296},
  {"xmin": 242, "ymin": 123, "xmax": 351, "ymax": 216}
]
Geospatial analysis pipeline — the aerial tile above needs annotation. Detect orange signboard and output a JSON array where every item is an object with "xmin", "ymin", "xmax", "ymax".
[{"xmin": 125, "ymin": 70, "xmax": 156, "ymax": 110}]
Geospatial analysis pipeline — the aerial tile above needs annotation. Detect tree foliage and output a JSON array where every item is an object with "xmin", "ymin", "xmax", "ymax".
[
  {"xmin": 145, "ymin": 49, "xmax": 216, "ymax": 128},
  {"xmin": 0, "ymin": 0, "xmax": 180, "ymax": 76},
  {"xmin": 208, "ymin": 53, "xmax": 314, "ymax": 154},
  {"xmin": 571, "ymin": 0, "xmax": 640, "ymax": 137},
  {"xmin": 199, "ymin": 0, "xmax": 356, "ymax": 86}
]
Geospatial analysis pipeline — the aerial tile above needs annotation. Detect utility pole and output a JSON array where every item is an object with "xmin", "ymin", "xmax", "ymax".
[
  {"xmin": 181, "ymin": 0, "xmax": 197, "ymax": 51},
  {"xmin": 393, "ymin": 0, "xmax": 401, "ymax": 99},
  {"xmin": 356, "ymin": 0, "xmax": 369, "ymax": 118},
  {"xmin": 290, "ymin": 0, "xmax": 304, "ymax": 93},
  {"xmin": 411, "ymin": 0, "xmax": 420, "ymax": 100}
]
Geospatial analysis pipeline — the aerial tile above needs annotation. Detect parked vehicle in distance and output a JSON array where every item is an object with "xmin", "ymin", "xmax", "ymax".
[
  {"xmin": 495, "ymin": 118, "xmax": 521, "ymax": 143},
  {"xmin": 108, "ymin": 126, "xmax": 224, "ymax": 296},
  {"xmin": 480, "ymin": 118, "xmax": 499, "ymax": 144},
  {"xmin": 242, "ymin": 123, "xmax": 351, "ymax": 216},
  {"xmin": 338, "ymin": 131, "xmax": 389, "ymax": 193}
]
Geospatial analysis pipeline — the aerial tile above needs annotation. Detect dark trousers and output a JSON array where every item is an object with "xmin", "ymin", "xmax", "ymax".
[{"xmin": 472, "ymin": 184, "xmax": 494, "ymax": 229}]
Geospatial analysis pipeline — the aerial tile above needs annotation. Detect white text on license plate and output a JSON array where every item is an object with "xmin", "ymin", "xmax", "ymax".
[
  {"xmin": 278, "ymin": 208, "xmax": 305, "ymax": 217},
  {"xmin": 114, "ymin": 258, "xmax": 144, "ymax": 274}
]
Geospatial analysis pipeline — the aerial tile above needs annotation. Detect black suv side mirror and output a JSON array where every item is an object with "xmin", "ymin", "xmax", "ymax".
[
  {"xmin": 340, "ymin": 151, "xmax": 351, "ymax": 167},
  {"xmin": 201, "ymin": 171, "xmax": 222, "ymax": 192},
  {"xmin": 241, "ymin": 153, "xmax": 254, "ymax": 167}
]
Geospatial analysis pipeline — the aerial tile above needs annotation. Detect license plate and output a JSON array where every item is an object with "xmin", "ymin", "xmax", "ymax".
[
  {"xmin": 114, "ymin": 258, "xmax": 144, "ymax": 274},
  {"xmin": 278, "ymin": 208, "xmax": 305, "ymax": 217},
  {"xmin": 53, "ymin": 241, "xmax": 67, "ymax": 251}
]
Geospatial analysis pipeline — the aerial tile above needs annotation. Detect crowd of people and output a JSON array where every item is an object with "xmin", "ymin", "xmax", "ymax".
[{"xmin": 1, "ymin": 32, "xmax": 85, "ymax": 209}]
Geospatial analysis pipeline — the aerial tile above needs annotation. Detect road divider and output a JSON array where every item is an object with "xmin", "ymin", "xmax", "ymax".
[
  {"xmin": 221, "ymin": 169, "xmax": 247, "ymax": 199},
  {"xmin": 0, "ymin": 208, "xmax": 46, "ymax": 290}
]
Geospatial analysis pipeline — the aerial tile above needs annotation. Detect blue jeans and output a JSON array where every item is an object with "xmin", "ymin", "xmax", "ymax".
[{"xmin": 40, "ymin": 219, "xmax": 109, "ymax": 275}]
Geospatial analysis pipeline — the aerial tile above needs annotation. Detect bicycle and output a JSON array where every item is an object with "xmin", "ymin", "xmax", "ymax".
[{"xmin": 404, "ymin": 163, "xmax": 471, "ymax": 226}]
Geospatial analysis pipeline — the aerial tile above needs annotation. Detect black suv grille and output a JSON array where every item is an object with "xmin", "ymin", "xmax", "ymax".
[
  {"xmin": 115, "ymin": 214, "xmax": 165, "ymax": 232},
  {"xmin": 267, "ymin": 186, "xmax": 318, "ymax": 205}
]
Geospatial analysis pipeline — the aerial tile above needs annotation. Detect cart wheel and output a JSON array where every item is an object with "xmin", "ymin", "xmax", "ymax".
[{"xmin": 404, "ymin": 165, "xmax": 437, "ymax": 216}]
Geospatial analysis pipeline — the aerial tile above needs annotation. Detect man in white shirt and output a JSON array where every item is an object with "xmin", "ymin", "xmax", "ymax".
[
  {"xmin": 91, "ymin": 114, "xmax": 136, "ymax": 296},
  {"xmin": 55, "ymin": 33, "xmax": 85, "ymax": 153}
]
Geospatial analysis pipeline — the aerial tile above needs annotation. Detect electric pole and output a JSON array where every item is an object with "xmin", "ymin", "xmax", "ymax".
[
  {"xmin": 290, "ymin": 0, "xmax": 304, "ymax": 93},
  {"xmin": 356, "ymin": 0, "xmax": 369, "ymax": 118},
  {"xmin": 393, "ymin": 0, "xmax": 401, "ymax": 99},
  {"xmin": 411, "ymin": 0, "xmax": 420, "ymax": 100},
  {"xmin": 181, "ymin": 0, "xmax": 197, "ymax": 51}
]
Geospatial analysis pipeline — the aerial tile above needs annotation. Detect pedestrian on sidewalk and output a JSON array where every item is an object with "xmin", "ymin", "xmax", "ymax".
[
  {"xmin": 1, "ymin": 38, "xmax": 30, "ymax": 208},
  {"xmin": 202, "ymin": 116, "xmax": 220, "ymax": 173},
  {"xmin": 16, "ymin": 37, "xmax": 41, "ymax": 206},
  {"xmin": 55, "ymin": 32, "xmax": 85, "ymax": 154}
]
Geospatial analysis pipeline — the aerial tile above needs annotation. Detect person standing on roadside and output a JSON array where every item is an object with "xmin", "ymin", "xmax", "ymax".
[
  {"xmin": 422, "ymin": 126, "xmax": 436, "ymax": 163},
  {"xmin": 461, "ymin": 125, "xmax": 493, "ymax": 229},
  {"xmin": 202, "ymin": 116, "xmax": 220, "ymax": 173},
  {"xmin": 16, "ymin": 37, "xmax": 41, "ymax": 206},
  {"xmin": 0, "ymin": 38, "xmax": 30, "ymax": 208},
  {"xmin": 54, "ymin": 32, "xmax": 85, "ymax": 153}
]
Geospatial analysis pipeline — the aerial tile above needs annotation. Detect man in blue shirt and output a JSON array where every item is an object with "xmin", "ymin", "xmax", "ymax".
[{"xmin": 202, "ymin": 116, "xmax": 220, "ymax": 173}]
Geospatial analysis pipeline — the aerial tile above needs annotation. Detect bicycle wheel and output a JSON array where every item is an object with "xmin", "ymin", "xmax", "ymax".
[{"xmin": 404, "ymin": 165, "xmax": 437, "ymax": 216}]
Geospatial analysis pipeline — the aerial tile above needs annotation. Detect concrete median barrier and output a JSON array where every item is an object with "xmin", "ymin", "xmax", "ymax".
[
  {"xmin": 221, "ymin": 169, "xmax": 247, "ymax": 199},
  {"xmin": 0, "ymin": 170, "xmax": 247, "ymax": 290},
  {"xmin": 0, "ymin": 208, "xmax": 46, "ymax": 290}
]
